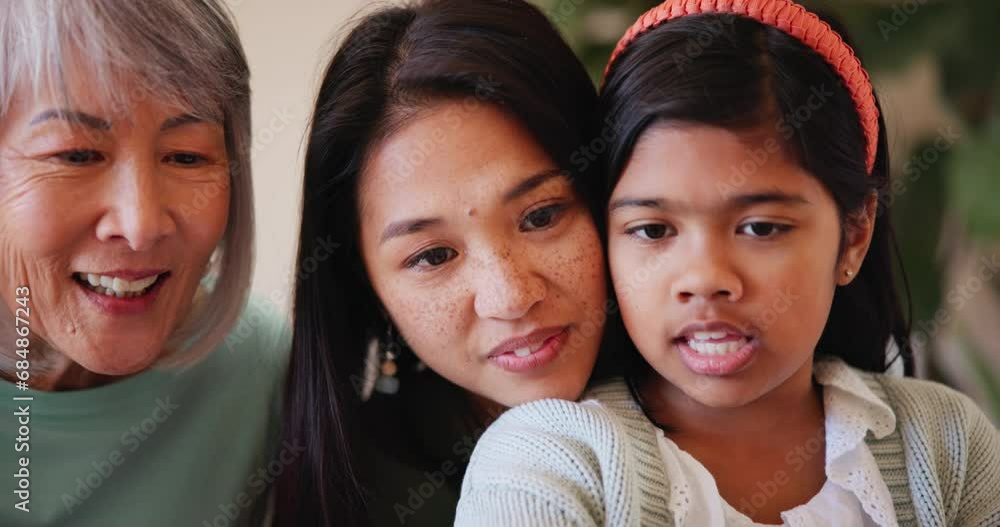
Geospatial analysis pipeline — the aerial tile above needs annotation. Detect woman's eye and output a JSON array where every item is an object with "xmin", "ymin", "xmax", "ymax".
[
  {"xmin": 406, "ymin": 247, "xmax": 457, "ymax": 269},
  {"xmin": 164, "ymin": 152, "xmax": 209, "ymax": 166},
  {"xmin": 738, "ymin": 222, "xmax": 791, "ymax": 238},
  {"xmin": 53, "ymin": 150, "xmax": 104, "ymax": 165},
  {"xmin": 626, "ymin": 224, "xmax": 671, "ymax": 241},
  {"xmin": 520, "ymin": 204, "xmax": 567, "ymax": 232}
]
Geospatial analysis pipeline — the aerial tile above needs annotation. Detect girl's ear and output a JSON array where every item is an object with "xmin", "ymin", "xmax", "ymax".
[{"xmin": 838, "ymin": 192, "xmax": 878, "ymax": 286}]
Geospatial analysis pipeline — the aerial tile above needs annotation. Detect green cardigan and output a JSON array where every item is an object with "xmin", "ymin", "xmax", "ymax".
[{"xmin": 456, "ymin": 367, "xmax": 1000, "ymax": 526}]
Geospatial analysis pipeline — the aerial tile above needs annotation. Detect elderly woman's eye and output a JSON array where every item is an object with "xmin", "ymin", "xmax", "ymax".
[
  {"xmin": 54, "ymin": 149, "xmax": 105, "ymax": 165},
  {"xmin": 164, "ymin": 152, "xmax": 209, "ymax": 166}
]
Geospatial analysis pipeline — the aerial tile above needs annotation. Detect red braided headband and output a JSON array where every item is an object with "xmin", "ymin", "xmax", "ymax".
[{"xmin": 604, "ymin": 0, "xmax": 880, "ymax": 174}]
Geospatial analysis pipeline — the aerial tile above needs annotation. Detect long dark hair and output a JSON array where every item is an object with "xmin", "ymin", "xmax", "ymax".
[
  {"xmin": 598, "ymin": 13, "xmax": 913, "ymax": 377},
  {"xmin": 274, "ymin": 1, "xmax": 599, "ymax": 524}
]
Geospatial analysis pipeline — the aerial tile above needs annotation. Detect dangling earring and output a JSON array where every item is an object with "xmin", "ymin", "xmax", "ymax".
[
  {"xmin": 374, "ymin": 324, "xmax": 400, "ymax": 395},
  {"xmin": 360, "ymin": 323, "xmax": 401, "ymax": 401}
]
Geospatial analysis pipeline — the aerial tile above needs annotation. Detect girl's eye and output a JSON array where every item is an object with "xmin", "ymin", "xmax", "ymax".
[
  {"xmin": 625, "ymin": 223, "xmax": 673, "ymax": 241},
  {"xmin": 164, "ymin": 152, "xmax": 209, "ymax": 166},
  {"xmin": 53, "ymin": 150, "xmax": 105, "ymax": 165},
  {"xmin": 738, "ymin": 222, "xmax": 792, "ymax": 238},
  {"xmin": 520, "ymin": 204, "xmax": 568, "ymax": 232},
  {"xmin": 406, "ymin": 247, "xmax": 457, "ymax": 269}
]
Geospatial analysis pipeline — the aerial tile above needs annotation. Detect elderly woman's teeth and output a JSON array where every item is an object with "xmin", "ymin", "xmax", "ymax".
[{"xmin": 77, "ymin": 273, "xmax": 159, "ymax": 298}]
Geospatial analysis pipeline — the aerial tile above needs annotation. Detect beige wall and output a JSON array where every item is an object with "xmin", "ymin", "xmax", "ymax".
[{"xmin": 230, "ymin": 0, "xmax": 372, "ymax": 312}]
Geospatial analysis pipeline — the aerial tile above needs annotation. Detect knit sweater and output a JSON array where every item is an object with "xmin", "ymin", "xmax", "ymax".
[{"xmin": 456, "ymin": 368, "xmax": 1000, "ymax": 526}]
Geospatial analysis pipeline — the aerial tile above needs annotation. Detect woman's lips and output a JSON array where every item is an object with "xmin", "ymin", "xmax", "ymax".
[
  {"xmin": 490, "ymin": 327, "xmax": 570, "ymax": 373},
  {"xmin": 74, "ymin": 272, "xmax": 169, "ymax": 315}
]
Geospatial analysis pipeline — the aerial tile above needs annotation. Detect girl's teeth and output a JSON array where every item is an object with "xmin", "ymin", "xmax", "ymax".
[
  {"xmin": 687, "ymin": 337, "xmax": 748, "ymax": 355},
  {"xmin": 691, "ymin": 331, "xmax": 728, "ymax": 340}
]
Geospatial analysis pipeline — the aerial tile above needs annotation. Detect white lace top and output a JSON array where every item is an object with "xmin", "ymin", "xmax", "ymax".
[{"xmin": 652, "ymin": 359, "xmax": 899, "ymax": 526}]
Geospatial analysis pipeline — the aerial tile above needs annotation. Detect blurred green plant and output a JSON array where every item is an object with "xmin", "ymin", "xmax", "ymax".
[{"xmin": 537, "ymin": 0, "xmax": 1000, "ymax": 421}]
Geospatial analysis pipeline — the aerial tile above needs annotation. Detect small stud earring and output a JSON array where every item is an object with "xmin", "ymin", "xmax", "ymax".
[{"xmin": 845, "ymin": 269, "xmax": 854, "ymax": 277}]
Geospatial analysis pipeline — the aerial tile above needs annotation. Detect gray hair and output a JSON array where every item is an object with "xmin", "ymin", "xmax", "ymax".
[{"xmin": 0, "ymin": 0, "xmax": 255, "ymax": 367}]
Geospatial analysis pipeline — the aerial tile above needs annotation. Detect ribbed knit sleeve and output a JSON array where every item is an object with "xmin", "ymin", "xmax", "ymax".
[
  {"xmin": 876, "ymin": 374, "xmax": 1000, "ymax": 526},
  {"xmin": 455, "ymin": 397, "xmax": 641, "ymax": 526},
  {"xmin": 957, "ymin": 392, "xmax": 1000, "ymax": 526}
]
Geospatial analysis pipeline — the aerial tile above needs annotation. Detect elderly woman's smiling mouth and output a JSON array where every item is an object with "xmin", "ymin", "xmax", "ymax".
[{"xmin": 71, "ymin": 269, "xmax": 172, "ymax": 311}]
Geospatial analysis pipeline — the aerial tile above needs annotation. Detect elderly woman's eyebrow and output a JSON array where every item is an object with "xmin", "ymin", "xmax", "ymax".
[
  {"xmin": 161, "ymin": 113, "xmax": 214, "ymax": 131},
  {"xmin": 30, "ymin": 109, "xmax": 111, "ymax": 131}
]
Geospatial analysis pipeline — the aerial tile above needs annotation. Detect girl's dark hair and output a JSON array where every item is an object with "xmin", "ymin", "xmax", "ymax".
[
  {"xmin": 599, "ymin": 13, "xmax": 913, "ymax": 377},
  {"xmin": 274, "ymin": 1, "xmax": 599, "ymax": 525}
]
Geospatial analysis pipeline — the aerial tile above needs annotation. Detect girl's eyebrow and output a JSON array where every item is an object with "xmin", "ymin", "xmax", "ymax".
[{"xmin": 609, "ymin": 191, "xmax": 811, "ymax": 214}]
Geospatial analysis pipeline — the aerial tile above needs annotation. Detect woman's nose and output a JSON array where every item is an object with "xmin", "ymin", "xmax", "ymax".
[
  {"xmin": 94, "ymin": 163, "xmax": 177, "ymax": 252},
  {"xmin": 473, "ymin": 246, "xmax": 546, "ymax": 321}
]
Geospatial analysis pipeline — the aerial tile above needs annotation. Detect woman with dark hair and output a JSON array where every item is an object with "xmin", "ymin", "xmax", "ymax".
[
  {"xmin": 457, "ymin": 1, "xmax": 999, "ymax": 525},
  {"xmin": 274, "ymin": 1, "xmax": 611, "ymax": 525}
]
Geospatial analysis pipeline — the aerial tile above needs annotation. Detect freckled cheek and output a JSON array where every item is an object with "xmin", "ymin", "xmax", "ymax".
[
  {"xmin": 383, "ymin": 283, "xmax": 467, "ymax": 365},
  {"xmin": 543, "ymin": 221, "xmax": 605, "ymax": 304}
]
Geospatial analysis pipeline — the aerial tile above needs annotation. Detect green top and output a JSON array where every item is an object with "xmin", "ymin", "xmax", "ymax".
[{"xmin": 0, "ymin": 296, "xmax": 291, "ymax": 527}]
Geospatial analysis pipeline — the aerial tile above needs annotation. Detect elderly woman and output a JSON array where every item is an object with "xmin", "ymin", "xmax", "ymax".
[{"xmin": 0, "ymin": 2, "xmax": 289, "ymax": 526}]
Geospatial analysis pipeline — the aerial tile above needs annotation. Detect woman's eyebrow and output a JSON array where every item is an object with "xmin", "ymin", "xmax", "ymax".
[
  {"xmin": 379, "ymin": 168, "xmax": 567, "ymax": 246},
  {"xmin": 380, "ymin": 218, "xmax": 443, "ymax": 246},
  {"xmin": 30, "ymin": 109, "xmax": 111, "ymax": 131},
  {"xmin": 502, "ymin": 168, "xmax": 565, "ymax": 204}
]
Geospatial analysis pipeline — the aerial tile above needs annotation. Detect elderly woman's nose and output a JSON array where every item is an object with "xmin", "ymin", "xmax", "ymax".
[{"xmin": 94, "ymin": 163, "xmax": 177, "ymax": 251}]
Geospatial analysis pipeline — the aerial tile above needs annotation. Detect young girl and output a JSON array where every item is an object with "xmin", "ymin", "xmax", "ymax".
[
  {"xmin": 456, "ymin": 1, "xmax": 1000, "ymax": 526},
  {"xmin": 274, "ymin": 1, "xmax": 611, "ymax": 525}
]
